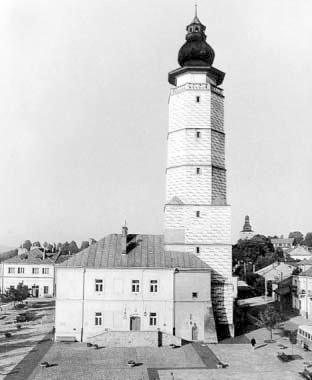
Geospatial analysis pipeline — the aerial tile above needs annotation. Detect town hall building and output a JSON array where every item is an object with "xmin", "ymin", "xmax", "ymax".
[{"xmin": 54, "ymin": 11, "xmax": 236, "ymax": 345}]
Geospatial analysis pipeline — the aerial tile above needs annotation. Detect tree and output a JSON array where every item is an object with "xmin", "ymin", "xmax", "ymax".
[
  {"xmin": 233, "ymin": 235, "xmax": 274, "ymax": 271},
  {"xmin": 22, "ymin": 240, "xmax": 32, "ymax": 251},
  {"xmin": 258, "ymin": 305, "xmax": 283, "ymax": 341},
  {"xmin": 68, "ymin": 241, "xmax": 79, "ymax": 255},
  {"xmin": 32, "ymin": 241, "xmax": 41, "ymax": 248},
  {"xmin": 304, "ymin": 232, "xmax": 312, "ymax": 247},
  {"xmin": 288, "ymin": 231, "xmax": 304, "ymax": 246},
  {"xmin": 1, "ymin": 283, "xmax": 29, "ymax": 305},
  {"xmin": 61, "ymin": 242, "xmax": 70, "ymax": 254},
  {"xmin": 80, "ymin": 241, "xmax": 89, "ymax": 251}
]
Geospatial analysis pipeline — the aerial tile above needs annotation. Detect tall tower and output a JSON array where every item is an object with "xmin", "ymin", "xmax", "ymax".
[
  {"xmin": 239, "ymin": 215, "xmax": 254, "ymax": 240},
  {"xmin": 164, "ymin": 10, "xmax": 235, "ymax": 338}
]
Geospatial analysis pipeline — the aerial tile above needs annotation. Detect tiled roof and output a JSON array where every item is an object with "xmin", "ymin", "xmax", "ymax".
[
  {"xmin": 298, "ymin": 258, "xmax": 312, "ymax": 265},
  {"xmin": 271, "ymin": 238, "xmax": 294, "ymax": 244},
  {"xmin": 289, "ymin": 246, "xmax": 312, "ymax": 257},
  {"xmin": 58, "ymin": 234, "xmax": 210, "ymax": 270},
  {"xmin": 299, "ymin": 267, "xmax": 312, "ymax": 277},
  {"xmin": 3, "ymin": 248, "xmax": 54, "ymax": 265}
]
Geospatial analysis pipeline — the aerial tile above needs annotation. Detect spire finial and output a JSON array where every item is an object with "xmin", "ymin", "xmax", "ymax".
[{"xmin": 195, "ymin": 3, "xmax": 198, "ymax": 18}]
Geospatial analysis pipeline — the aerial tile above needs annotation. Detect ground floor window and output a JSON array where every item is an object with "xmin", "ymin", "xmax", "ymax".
[
  {"xmin": 95, "ymin": 312, "xmax": 102, "ymax": 326},
  {"xmin": 149, "ymin": 312, "xmax": 157, "ymax": 326},
  {"xmin": 43, "ymin": 286, "xmax": 49, "ymax": 294}
]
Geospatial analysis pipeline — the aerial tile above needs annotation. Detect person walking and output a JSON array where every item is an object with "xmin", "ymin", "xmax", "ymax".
[{"xmin": 251, "ymin": 337, "xmax": 256, "ymax": 349}]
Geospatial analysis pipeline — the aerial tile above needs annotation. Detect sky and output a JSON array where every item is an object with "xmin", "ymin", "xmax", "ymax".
[{"xmin": 0, "ymin": 0, "xmax": 311, "ymax": 247}]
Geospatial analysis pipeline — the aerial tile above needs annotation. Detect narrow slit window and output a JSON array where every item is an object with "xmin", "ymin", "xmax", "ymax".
[
  {"xmin": 196, "ymin": 131, "xmax": 201, "ymax": 138},
  {"xmin": 196, "ymin": 96, "xmax": 200, "ymax": 103},
  {"xmin": 196, "ymin": 247, "xmax": 200, "ymax": 254},
  {"xmin": 196, "ymin": 167, "xmax": 201, "ymax": 175},
  {"xmin": 196, "ymin": 211, "xmax": 200, "ymax": 217}
]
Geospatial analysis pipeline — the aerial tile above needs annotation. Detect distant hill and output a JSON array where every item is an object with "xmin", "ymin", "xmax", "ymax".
[
  {"xmin": 0, "ymin": 248, "xmax": 18, "ymax": 262},
  {"xmin": 0, "ymin": 244, "xmax": 15, "ymax": 253}
]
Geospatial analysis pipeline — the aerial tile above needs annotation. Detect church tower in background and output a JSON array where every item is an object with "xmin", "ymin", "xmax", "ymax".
[{"xmin": 164, "ymin": 9, "xmax": 235, "ymax": 338}]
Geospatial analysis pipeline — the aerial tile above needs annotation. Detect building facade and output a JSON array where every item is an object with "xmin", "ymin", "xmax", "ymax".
[
  {"xmin": 0, "ymin": 248, "xmax": 54, "ymax": 297},
  {"xmin": 292, "ymin": 268, "xmax": 312, "ymax": 319},
  {"xmin": 55, "ymin": 233, "xmax": 218, "ymax": 344},
  {"xmin": 270, "ymin": 237, "xmax": 294, "ymax": 251},
  {"xmin": 164, "ymin": 12, "xmax": 235, "ymax": 337}
]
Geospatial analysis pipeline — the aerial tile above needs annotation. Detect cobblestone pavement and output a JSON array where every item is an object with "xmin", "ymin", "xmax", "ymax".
[
  {"xmin": 0, "ymin": 299, "xmax": 54, "ymax": 380},
  {"xmin": 158, "ymin": 327, "xmax": 312, "ymax": 380},
  {"xmin": 29, "ymin": 342, "xmax": 215, "ymax": 380}
]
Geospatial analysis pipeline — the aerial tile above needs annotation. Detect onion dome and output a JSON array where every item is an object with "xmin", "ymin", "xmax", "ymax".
[{"xmin": 178, "ymin": 8, "xmax": 215, "ymax": 67}]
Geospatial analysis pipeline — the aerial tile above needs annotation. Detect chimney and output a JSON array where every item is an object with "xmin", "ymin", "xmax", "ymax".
[
  {"xmin": 42, "ymin": 250, "xmax": 46, "ymax": 260},
  {"xmin": 121, "ymin": 222, "xmax": 128, "ymax": 255}
]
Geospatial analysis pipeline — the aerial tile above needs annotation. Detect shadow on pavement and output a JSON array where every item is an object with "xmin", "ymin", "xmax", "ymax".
[{"xmin": 4, "ymin": 330, "xmax": 53, "ymax": 380}]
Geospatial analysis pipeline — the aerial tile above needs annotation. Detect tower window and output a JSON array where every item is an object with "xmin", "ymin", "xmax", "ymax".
[
  {"xmin": 196, "ymin": 211, "xmax": 200, "ymax": 218},
  {"xmin": 196, "ymin": 247, "xmax": 200, "ymax": 254},
  {"xmin": 192, "ymin": 292, "xmax": 198, "ymax": 299},
  {"xmin": 196, "ymin": 131, "xmax": 201, "ymax": 138},
  {"xmin": 196, "ymin": 96, "xmax": 200, "ymax": 103},
  {"xmin": 196, "ymin": 167, "xmax": 201, "ymax": 175}
]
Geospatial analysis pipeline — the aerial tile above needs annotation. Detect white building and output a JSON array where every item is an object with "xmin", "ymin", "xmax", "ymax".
[
  {"xmin": 288, "ymin": 246, "xmax": 312, "ymax": 261},
  {"xmin": 270, "ymin": 237, "xmax": 294, "ymax": 251},
  {"xmin": 293, "ymin": 268, "xmax": 312, "ymax": 319},
  {"xmin": 0, "ymin": 248, "xmax": 55, "ymax": 297},
  {"xmin": 164, "ymin": 11, "xmax": 235, "ymax": 338},
  {"xmin": 55, "ymin": 232, "xmax": 218, "ymax": 345}
]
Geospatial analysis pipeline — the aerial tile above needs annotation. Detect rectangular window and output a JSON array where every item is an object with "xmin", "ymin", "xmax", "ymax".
[
  {"xmin": 149, "ymin": 312, "xmax": 157, "ymax": 326},
  {"xmin": 196, "ymin": 247, "xmax": 200, "ymax": 254},
  {"xmin": 150, "ymin": 280, "xmax": 158, "ymax": 293},
  {"xmin": 8, "ymin": 267, "xmax": 15, "ymax": 274},
  {"xmin": 42, "ymin": 268, "xmax": 49, "ymax": 274},
  {"xmin": 32, "ymin": 268, "xmax": 39, "ymax": 274},
  {"xmin": 44, "ymin": 286, "xmax": 49, "ymax": 294},
  {"xmin": 132, "ymin": 280, "xmax": 140, "ymax": 293},
  {"xmin": 196, "ymin": 96, "xmax": 200, "ymax": 103},
  {"xmin": 192, "ymin": 292, "xmax": 198, "ymax": 299},
  {"xmin": 95, "ymin": 279, "xmax": 104, "ymax": 292},
  {"xmin": 196, "ymin": 211, "xmax": 200, "ymax": 217},
  {"xmin": 95, "ymin": 312, "xmax": 102, "ymax": 326},
  {"xmin": 196, "ymin": 167, "xmax": 201, "ymax": 175},
  {"xmin": 196, "ymin": 131, "xmax": 201, "ymax": 138},
  {"xmin": 18, "ymin": 267, "xmax": 24, "ymax": 274}
]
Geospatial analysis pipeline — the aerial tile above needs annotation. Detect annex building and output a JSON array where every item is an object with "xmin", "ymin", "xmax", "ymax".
[{"xmin": 55, "ymin": 10, "xmax": 236, "ymax": 345}]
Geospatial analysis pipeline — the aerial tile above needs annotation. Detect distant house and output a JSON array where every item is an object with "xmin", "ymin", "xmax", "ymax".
[
  {"xmin": 255, "ymin": 262, "xmax": 296, "ymax": 283},
  {"xmin": 270, "ymin": 236, "xmax": 294, "ymax": 251},
  {"xmin": 0, "ymin": 248, "xmax": 55, "ymax": 297},
  {"xmin": 255, "ymin": 261, "xmax": 296, "ymax": 297},
  {"xmin": 288, "ymin": 246, "xmax": 312, "ymax": 261},
  {"xmin": 292, "ymin": 268, "xmax": 312, "ymax": 319},
  {"xmin": 297, "ymin": 258, "xmax": 312, "ymax": 273},
  {"xmin": 55, "ymin": 231, "xmax": 218, "ymax": 345}
]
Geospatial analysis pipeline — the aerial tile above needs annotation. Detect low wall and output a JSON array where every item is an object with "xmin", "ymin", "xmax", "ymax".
[{"xmin": 87, "ymin": 330, "xmax": 182, "ymax": 347}]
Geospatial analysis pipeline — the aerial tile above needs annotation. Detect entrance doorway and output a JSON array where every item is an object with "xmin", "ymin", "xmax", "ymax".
[
  {"xmin": 32, "ymin": 285, "xmax": 39, "ymax": 298},
  {"xmin": 130, "ymin": 316, "xmax": 141, "ymax": 331},
  {"xmin": 192, "ymin": 323, "xmax": 198, "ymax": 340}
]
